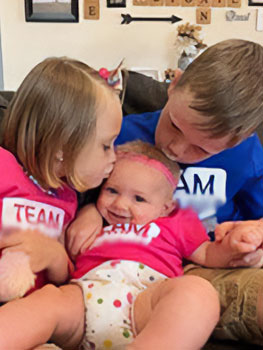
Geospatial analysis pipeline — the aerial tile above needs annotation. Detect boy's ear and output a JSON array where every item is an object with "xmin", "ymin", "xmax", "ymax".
[
  {"xmin": 167, "ymin": 69, "xmax": 183, "ymax": 97},
  {"xmin": 160, "ymin": 199, "xmax": 177, "ymax": 217}
]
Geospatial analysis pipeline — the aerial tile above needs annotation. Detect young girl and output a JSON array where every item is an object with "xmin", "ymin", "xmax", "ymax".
[
  {"xmin": 0, "ymin": 56, "xmax": 122, "ymax": 300},
  {"xmin": 0, "ymin": 140, "xmax": 259, "ymax": 350}
]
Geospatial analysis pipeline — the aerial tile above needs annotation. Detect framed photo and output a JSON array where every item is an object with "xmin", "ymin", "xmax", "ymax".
[
  {"xmin": 25, "ymin": 0, "xmax": 79, "ymax": 22},
  {"xmin": 249, "ymin": 0, "xmax": 263, "ymax": 5},
  {"xmin": 107, "ymin": 0, "xmax": 126, "ymax": 7}
]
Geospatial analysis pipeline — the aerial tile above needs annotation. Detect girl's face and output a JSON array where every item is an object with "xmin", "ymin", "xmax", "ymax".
[
  {"xmin": 97, "ymin": 158, "xmax": 174, "ymax": 225},
  {"xmin": 155, "ymin": 89, "xmax": 234, "ymax": 164},
  {"xmin": 74, "ymin": 92, "xmax": 122, "ymax": 190}
]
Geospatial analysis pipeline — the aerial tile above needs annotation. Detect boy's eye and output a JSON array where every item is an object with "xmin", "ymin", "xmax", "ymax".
[
  {"xmin": 106, "ymin": 187, "xmax": 117, "ymax": 194},
  {"xmin": 170, "ymin": 119, "xmax": 181, "ymax": 132},
  {"xmin": 195, "ymin": 145, "xmax": 209, "ymax": 155},
  {"xmin": 135, "ymin": 195, "xmax": 146, "ymax": 203}
]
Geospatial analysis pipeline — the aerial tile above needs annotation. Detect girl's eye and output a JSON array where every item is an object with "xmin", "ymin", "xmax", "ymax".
[
  {"xmin": 103, "ymin": 145, "xmax": 111, "ymax": 151},
  {"xmin": 135, "ymin": 195, "xmax": 146, "ymax": 203},
  {"xmin": 106, "ymin": 187, "xmax": 117, "ymax": 194}
]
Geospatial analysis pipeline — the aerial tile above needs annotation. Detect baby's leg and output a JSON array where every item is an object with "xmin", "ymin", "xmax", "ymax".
[
  {"xmin": 0, "ymin": 284, "xmax": 85, "ymax": 350},
  {"xmin": 128, "ymin": 275, "xmax": 219, "ymax": 350}
]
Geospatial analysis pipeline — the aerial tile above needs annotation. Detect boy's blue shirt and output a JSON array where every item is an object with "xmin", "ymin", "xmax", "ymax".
[{"xmin": 115, "ymin": 110, "xmax": 263, "ymax": 228}]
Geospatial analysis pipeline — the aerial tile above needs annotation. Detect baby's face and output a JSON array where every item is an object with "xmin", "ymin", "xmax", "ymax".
[
  {"xmin": 155, "ymin": 89, "xmax": 234, "ymax": 164},
  {"xmin": 97, "ymin": 159, "xmax": 174, "ymax": 225}
]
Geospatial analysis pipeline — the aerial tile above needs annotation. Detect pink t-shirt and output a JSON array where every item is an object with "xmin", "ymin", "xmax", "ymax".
[
  {"xmin": 0, "ymin": 147, "xmax": 77, "ymax": 290},
  {"xmin": 73, "ymin": 207, "xmax": 209, "ymax": 279}
]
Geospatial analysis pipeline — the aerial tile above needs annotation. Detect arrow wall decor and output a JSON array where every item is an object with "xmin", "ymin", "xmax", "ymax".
[{"xmin": 121, "ymin": 14, "xmax": 182, "ymax": 25}]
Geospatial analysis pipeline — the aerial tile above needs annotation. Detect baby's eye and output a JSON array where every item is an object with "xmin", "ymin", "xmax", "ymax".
[
  {"xmin": 106, "ymin": 187, "xmax": 118, "ymax": 194},
  {"xmin": 135, "ymin": 195, "xmax": 146, "ymax": 203}
]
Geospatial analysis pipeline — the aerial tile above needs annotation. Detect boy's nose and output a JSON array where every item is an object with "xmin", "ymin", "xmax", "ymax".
[{"xmin": 168, "ymin": 140, "xmax": 188, "ymax": 159}]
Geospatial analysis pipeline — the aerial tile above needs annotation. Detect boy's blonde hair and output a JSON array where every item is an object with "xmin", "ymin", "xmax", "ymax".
[
  {"xmin": 175, "ymin": 39, "xmax": 263, "ymax": 142},
  {"xmin": 116, "ymin": 140, "xmax": 180, "ymax": 186},
  {"xmin": 2, "ymin": 57, "xmax": 117, "ymax": 191}
]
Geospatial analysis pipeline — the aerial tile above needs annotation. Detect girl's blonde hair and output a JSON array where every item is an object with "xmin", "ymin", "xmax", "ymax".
[{"xmin": 2, "ymin": 57, "xmax": 117, "ymax": 191}]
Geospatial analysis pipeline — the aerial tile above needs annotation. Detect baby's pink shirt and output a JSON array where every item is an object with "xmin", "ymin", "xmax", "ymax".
[{"xmin": 73, "ymin": 207, "xmax": 209, "ymax": 279}]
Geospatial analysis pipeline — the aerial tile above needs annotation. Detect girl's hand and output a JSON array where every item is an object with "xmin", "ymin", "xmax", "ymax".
[
  {"xmin": 66, "ymin": 204, "xmax": 103, "ymax": 260},
  {"xmin": 0, "ymin": 229, "xmax": 69, "ymax": 284}
]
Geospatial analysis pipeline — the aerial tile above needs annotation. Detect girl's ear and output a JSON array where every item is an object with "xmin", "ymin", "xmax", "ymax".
[
  {"xmin": 55, "ymin": 150, "xmax": 64, "ymax": 162},
  {"xmin": 167, "ymin": 69, "xmax": 183, "ymax": 97},
  {"xmin": 160, "ymin": 199, "xmax": 177, "ymax": 217}
]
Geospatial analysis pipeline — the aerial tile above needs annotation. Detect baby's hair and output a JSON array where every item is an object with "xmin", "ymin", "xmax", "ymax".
[
  {"xmin": 2, "ymin": 57, "xmax": 119, "ymax": 191},
  {"xmin": 174, "ymin": 39, "xmax": 263, "ymax": 143},
  {"xmin": 116, "ymin": 140, "xmax": 180, "ymax": 187}
]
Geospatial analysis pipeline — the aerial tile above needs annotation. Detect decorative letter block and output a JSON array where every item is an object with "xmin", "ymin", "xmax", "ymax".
[
  {"xmin": 197, "ymin": 0, "xmax": 212, "ymax": 6},
  {"xmin": 165, "ymin": 0, "xmax": 180, "ymax": 5},
  {"xmin": 150, "ymin": 0, "xmax": 164, "ymax": 5},
  {"xmin": 212, "ymin": 0, "xmax": 225, "ymax": 6},
  {"xmin": 84, "ymin": 0, "xmax": 99, "ymax": 19},
  {"xmin": 181, "ymin": 0, "xmax": 196, "ymax": 6},
  {"xmin": 133, "ymin": 0, "xmax": 149, "ymax": 4},
  {"xmin": 227, "ymin": 0, "xmax": 241, "ymax": 7},
  {"xmin": 196, "ymin": 7, "xmax": 211, "ymax": 23}
]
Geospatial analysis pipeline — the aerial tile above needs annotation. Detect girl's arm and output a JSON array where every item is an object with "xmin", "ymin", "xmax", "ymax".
[
  {"xmin": 66, "ymin": 203, "xmax": 103, "ymax": 259},
  {"xmin": 0, "ymin": 230, "xmax": 69, "ymax": 284}
]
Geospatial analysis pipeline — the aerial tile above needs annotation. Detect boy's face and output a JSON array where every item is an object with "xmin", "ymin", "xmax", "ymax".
[
  {"xmin": 97, "ymin": 159, "xmax": 174, "ymax": 225},
  {"xmin": 155, "ymin": 88, "xmax": 234, "ymax": 164}
]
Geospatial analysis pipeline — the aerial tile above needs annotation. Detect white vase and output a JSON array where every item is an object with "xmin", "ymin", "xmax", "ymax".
[{"xmin": 177, "ymin": 54, "xmax": 195, "ymax": 71}]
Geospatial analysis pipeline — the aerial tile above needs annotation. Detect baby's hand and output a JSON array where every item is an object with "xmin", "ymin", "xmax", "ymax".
[
  {"xmin": 224, "ymin": 225, "xmax": 262, "ymax": 253},
  {"xmin": 215, "ymin": 221, "xmax": 240, "ymax": 242},
  {"xmin": 218, "ymin": 220, "xmax": 263, "ymax": 268},
  {"xmin": 66, "ymin": 204, "xmax": 103, "ymax": 259}
]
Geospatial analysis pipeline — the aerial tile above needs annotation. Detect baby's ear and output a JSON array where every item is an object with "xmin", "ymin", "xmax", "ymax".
[{"xmin": 161, "ymin": 199, "xmax": 177, "ymax": 217}]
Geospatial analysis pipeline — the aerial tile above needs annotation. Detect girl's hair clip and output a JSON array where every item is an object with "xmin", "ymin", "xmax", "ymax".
[{"xmin": 99, "ymin": 59, "xmax": 124, "ymax": 90}]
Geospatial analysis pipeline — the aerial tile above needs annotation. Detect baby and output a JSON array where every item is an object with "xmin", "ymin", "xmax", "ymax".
[{"xmin": 0, "ymin": 141, "xmax": 256, "ymax": 350}]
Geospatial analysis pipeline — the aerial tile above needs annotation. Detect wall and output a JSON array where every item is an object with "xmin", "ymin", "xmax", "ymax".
[{"xmin": 0, "ymin": 0, "xmax": 262, "ymax": 90}]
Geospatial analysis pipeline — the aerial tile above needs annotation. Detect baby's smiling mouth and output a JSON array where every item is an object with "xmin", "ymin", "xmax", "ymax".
[{"xmin": 107, "ymin": 210, "xmax": 131, "ymax": 223}]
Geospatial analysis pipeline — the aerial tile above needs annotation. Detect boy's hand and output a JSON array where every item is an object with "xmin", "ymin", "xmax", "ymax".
[
  {"xmin": 66, "ymin": 204, "xmax": 103, "ymax": 260},
  {"xmin": 229, "ymin": 248, "xmax": 263, "ymax": 268}
]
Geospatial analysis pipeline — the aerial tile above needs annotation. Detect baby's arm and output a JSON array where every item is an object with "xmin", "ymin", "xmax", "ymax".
[
  {"xmin": 0, "ymin": 283, "xmax": 84, "ymax": 350},
  {"xmin": 66, "ymin": 203, "xmax": 103, "ymax": 259},
  {"xmin": 189, "ymin": 224, "xmax": 263, "ymax": 268}
]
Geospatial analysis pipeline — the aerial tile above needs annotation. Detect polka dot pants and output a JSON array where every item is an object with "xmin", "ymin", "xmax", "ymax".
[{"xmin": 72, "ymin": 260, "xmax": 167, "ymax": 350}]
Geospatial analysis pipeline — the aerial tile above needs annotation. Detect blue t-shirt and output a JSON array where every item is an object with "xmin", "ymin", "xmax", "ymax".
[{"xmin": 115, "ymin": 110, "xmax": 263, "ymax": 230}]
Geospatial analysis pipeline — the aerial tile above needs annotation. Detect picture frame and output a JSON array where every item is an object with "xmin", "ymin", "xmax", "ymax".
[
  {"xmin": 107, "ymin": 0, "xmax": 126, "ymax": 8},
  {"xmin": 249, "ymin": 0, "xmax": 263, "ymax": 6},
  {"xmin": 25, "ymin": 0, "xmax": 79, "ymax": 23}
]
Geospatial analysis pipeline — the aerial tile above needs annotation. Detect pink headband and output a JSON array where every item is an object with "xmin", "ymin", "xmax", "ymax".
[{"xmin": 116, "ymin": 151, "xmax": 178, "ymax": 189}]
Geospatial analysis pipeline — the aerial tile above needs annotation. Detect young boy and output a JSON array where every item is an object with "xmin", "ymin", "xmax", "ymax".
[
  {"xmin": 2, "ymin": 141, "xmax": 260, "ymax": 350},
  {"xmin": 68, "ymin": 39, "xmax": 263, "ymax": 345},
  {"xmin": 115, "ymin": 39, "xmax": 263, "ymax": 345}
]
